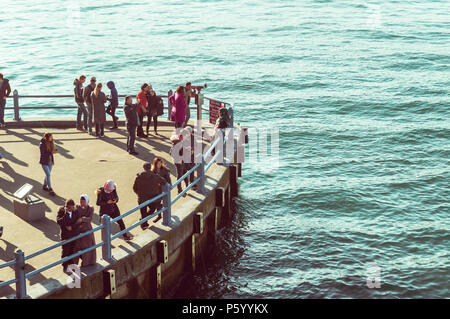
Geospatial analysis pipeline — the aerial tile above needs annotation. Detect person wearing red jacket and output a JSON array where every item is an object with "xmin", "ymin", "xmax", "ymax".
[{"xmin": 136, "ymin": 83, "xmax": 150, "ymax": 137}]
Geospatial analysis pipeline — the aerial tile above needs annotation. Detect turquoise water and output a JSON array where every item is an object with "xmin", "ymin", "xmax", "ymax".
[{"xmin": 1, "ymin": 0, "xmax": 449, "ymax": 298}]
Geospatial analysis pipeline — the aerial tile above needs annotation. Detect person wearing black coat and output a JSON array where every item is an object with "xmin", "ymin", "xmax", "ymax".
[
  {"xmin": 96, "ymin": 180, "xmax": 133, "ymax": 241},
  {"xmin": 133, "ymin": 163, "xmax": 167, "ymax": 228},
  {"xmin": 146, "ymin": 89, "xmax": 163, "ymax": 135},
  {"xmin": 0, "ymin": 73, "xmax": 12, "ymax": 128},
  {"xmin": 39, "ymin": 132, "xmax": 57, "ymax": 196},
  {"xmin": 123, "ymin": 96, "xmax": 139, "ymax": 155},
  {"xmin": 57, "ymin": 199, "xmax": 82, "ymax": 272}
]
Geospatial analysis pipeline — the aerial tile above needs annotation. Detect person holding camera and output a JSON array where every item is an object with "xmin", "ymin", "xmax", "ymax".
[{"xmin": 96, "ymin": 180, "xmax": 134, "ymax": 241}]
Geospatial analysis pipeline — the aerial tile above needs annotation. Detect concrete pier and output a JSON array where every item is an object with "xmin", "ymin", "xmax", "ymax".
[{"xmin": 0, "ymin": 117, "xmax": 239, "ymax": 298}]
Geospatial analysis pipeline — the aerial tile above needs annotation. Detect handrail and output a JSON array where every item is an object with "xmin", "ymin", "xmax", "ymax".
[
  {"xmin": 110, "ymin": 192, "xmax": 167, "ymax": 224},
  {"xmin": 25, "ymin": 224, "xmax": 104, "ymax": 261},
  {"xmin": 0, "ymin": 93, "xmax": 235, "ymax": 299}
]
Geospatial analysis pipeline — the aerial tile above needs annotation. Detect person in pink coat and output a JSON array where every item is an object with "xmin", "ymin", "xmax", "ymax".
[{"xmin": 169, "ymin": 86, "xmax": 187, "ymax": 130}]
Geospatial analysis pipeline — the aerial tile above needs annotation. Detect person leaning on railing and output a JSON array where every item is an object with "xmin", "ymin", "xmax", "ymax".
[
  {"xmin": 74, "ymin": 75, "xmax": 88, "ymax": 131},
  {"xmin": 83, "ymin": 76, "xmax": 96, "ymax": 135},
  {"xmin": 0, "ymin": 73, "xmax": 11, "ymax": 128},
  {"xmin": 96, "ymin": 180, "xmax": 134, "ymax": 241},
  {"xmin": 133, "ymin": 163, "xmax": 168, "ymax": 228},
  {"xmin": 74, "ymin": 194, "xmax": 96, "ymax": 267},
  {"xmin": 57, "ymin": 199, "xmax": 82, "ymax": 273}
]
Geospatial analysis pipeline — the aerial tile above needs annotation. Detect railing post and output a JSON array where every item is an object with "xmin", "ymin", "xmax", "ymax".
[
  {"xmin": 162, "ymin": 183, "xmax": 171, "ymax": 226},
  {"xmin": 196, "ymin": 153, "xmax": 206, "ymax": 195},
  {"xmin": 101, "ymin": 215, "xmax": 112, "ymax": 261},
  {"xmin": 196, "ymin": 93, "xmax": 203, "ymax": 121},
  {"xmin": 228, "ymin": 106, "xmax": 233, "ymax": 128},
  {"xmin": 167, "ymin": 90, "xmax": 173, "ymax": 121},
  {"xmin": 14, "ymin": 249, "xmax": 27, "ymax": 299},
  {"xmin": 13, "ymin": 89, "xmax": 20, "ymax": 121}
]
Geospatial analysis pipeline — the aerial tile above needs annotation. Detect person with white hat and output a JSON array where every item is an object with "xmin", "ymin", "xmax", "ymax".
[{"xmin": 96, "ymin": 180, "xmax": 134, "ymax": 241}]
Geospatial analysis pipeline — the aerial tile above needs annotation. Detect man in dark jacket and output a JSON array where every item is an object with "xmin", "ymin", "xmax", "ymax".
[
  {"xmin": 106, "ymin": 81, "xmax": 119, "ymax": 129},
  {"xmin": 83, "ymin": 77, "xmax": 96, "ymax": 135},
  {"xmin": 57, "ymin": 199, "xmax": 82, "ymax": 273},
  {"xmin": 0, "ymin": 73, "xmax": 12, "ymax": 128},
  {"xmin": 133, "ymin": 163, "xmax": 167, "ymax": 229},
  {"xmin": 74, "ymin": 75, "xmax": 87, "ymax": 131},
  {"xmin": 123, "ymin": 96, "xmax": 139, "ymax": 155}
]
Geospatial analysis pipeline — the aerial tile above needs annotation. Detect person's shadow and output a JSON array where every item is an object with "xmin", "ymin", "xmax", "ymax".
[
  {"xmin": 0, "ymin": 145, "xmax": 28, "ymax": 167},
  {"xmin": 0, "ymin": 161, "xmax": 63, "ymax": 242}
]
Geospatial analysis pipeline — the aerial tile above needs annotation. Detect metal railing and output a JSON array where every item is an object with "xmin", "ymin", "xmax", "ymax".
[
  {"xmin": 4, "ymin": 90, "xmax": 209, "ymax": 122},
  {"xmin": 0, "ymin": 122, "xmax": 234, "ymax": 299}
]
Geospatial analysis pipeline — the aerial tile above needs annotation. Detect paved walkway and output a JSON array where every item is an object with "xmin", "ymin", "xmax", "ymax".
[{"xmin": 0, "ymin": 119, "xmax": 213, "ymax": 297}]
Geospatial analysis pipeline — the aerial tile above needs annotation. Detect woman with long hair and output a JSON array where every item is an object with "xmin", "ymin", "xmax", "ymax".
[
  {"xmin": 151, "ymin": 157, "xmax": 171, "ymax": 223},
  {"xmin": 39, "ymin": 132, "xmax": 57, "ymax": 196},
  {"xmin": 90, "ymin": 82, "xmax": 107, "ymax": 137}
]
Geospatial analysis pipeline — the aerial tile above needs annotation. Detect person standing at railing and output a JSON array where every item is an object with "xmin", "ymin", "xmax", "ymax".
[
  {"xmin": 146, "ymin": 88, "xmax": 163, "ymax": 135},
  {"xmin": 39, "ymin": 132, "xmax": 58, "ymax": 196},
  {"xmin": 57, "ymin": 199, "xmax": 82, "ymax": 273},
  {"xmin": 169, "ymin": 86, "xmax": 186, "ymax": 130},
  {"xmin": 106, "ymin": 81, "xmax": 119, "ymax": 130},
  {"xmin": 136, "ymin": 83, "xmax": 150, "ymax": 138},
  {"xmin": 170, "ymin": 134, "xmax": 189, "ymax": 197},
  {"xmin": 91, "ymin": 82, "xmax": 107, "ymax": 138},
  {"xmin": 152, "ymin": 157, "xmax": 171, "ymax": 222},
  {"xmin": 74, "ymin": 194, "xmax": 96, "ymax": 267},
  {"xmin": 183, "ymin": 126, "xmax": 198, "ymax": 191},
  {"xmin": 133, "ymin": 163, "xmax": 167, "ymax": 228},
  {"xmin": 183, "ymin": 82, "xmax": 193, "ymax": 127},
  {"xmin": 74, "ymin": 75, "xmax": 88, "ymax": 131},
  {"xmin": 96, "ymin": 180, "xmax": 134, "ymax": 241},
  {"xmin": 0, "ymin": 73, "xmax": 11, "ymax": 129},
  {"xmin": 123, "ymin": 96, "xmax": 139, "ymax": 155},
  {"xmin": 83, "ymin": 77, "xmax": 96, "ymax": 135}
]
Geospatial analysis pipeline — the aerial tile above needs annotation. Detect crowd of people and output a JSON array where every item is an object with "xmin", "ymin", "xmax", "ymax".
[
  {"xmin": 57, "ymin": 156, "xmax": 177, "ymax": 273},
  {"xmin": 1, "ymin": 73, "xmax": 233, "ymax": 273}
]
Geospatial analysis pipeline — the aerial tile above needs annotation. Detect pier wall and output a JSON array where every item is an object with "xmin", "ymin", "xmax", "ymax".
[{"xmin": 32, "ymin": 160, "xmax": 235, "ymax": 299}]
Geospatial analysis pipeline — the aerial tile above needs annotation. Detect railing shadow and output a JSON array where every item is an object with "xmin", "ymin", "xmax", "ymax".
[
  {"xmin": 0, "ymin": 145, "xmax": 28, "ymax": 167},
  {"xmin": 0, "ymin": 161, "xmax": 63, "ymax": 242}
]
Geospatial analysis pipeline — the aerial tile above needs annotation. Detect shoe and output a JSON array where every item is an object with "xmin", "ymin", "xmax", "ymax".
[
  {"xmin": 49, "ymin": 189, "xmax": 56, "ymax": 196},
  {"xmin": 153, "ymin": 215, "xmax": 162, "ymax": 223},
  {"xmin": 154, "ymin": 130, "xmax": 158, "ymax": 135},
  {"xmin": 192, "ymin": 185, "xmax": 198, "ymax": 191},
  {"xmin": 110, "ymin": 125, "xmax": 118, "ymax": 130},
  {"xmin": 42, "ymin": 185, "xmax": 49, "ymax": 191},
  {"xmin": 129, "ymin": 150, "xmax": 139, "ymax": 155},
  {"xmin": 0, "ymin": 123, "xmax": 5, "ymax": 128},
  {"xmin": 123, "ymin": 233, "xmax": 134, "ymax": 241},
  {"xmin": 141, "ymin": 223, "xmax": 149, "ymax": 230},
  {"xmin": 0, "ymin": 226, "xmax": 3, "ymax": 238},
  {"xmin": 114, "ymin": 116, "xmax": 119, "ymax": 121}
]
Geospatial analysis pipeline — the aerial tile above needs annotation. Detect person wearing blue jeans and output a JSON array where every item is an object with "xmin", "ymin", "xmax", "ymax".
[
  {"xmin": 39, "ymin": 132, "xmax": 57, "ymax": 196},
  {"xmin": 74, "ymin": 75, "xmax": 87, "ymax": 130}
]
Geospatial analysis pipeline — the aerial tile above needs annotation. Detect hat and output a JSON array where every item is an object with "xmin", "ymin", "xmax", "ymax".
[{"xmin": 170, "ymin": 134, "xmax": 182, "ymax": 144}]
